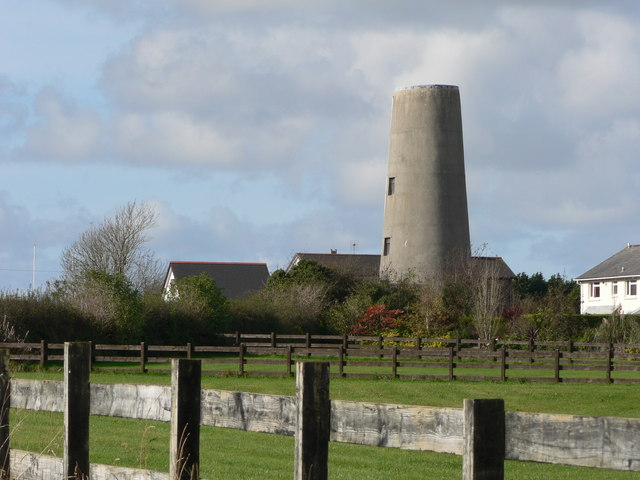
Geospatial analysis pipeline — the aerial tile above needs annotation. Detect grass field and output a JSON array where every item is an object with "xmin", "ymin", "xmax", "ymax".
[{"xmin": 9, "ymin": 366, "xmax": 640, "ymax": 479}]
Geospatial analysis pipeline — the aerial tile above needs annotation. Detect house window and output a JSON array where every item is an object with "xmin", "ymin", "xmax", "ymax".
[
  {"xmin": 383, "ymin": 237, "xmax": 391, "ymax": 256},
  {"xmin": 590, "ymin": 282, "xmax": 601, "ymax": 298},
  {"xmin": 388, "ymin": 177, "xmax": 396, "ymax": 195},
  {"xmin": 627, "ymin": 280, "xmax": 637, "ymax": 297},
  {"xmin": 612, "ymin": 282, "xmax": 618, "ymax": 296}
]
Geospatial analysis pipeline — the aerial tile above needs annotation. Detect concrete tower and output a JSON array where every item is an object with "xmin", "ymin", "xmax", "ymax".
[{"xmin": 380, "ymin": 85, "xmax": 471, "ymax": 281}]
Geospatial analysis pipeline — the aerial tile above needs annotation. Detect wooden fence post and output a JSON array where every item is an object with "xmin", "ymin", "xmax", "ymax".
[
  {"xmin": 463, "ymin": 399, "xmax": 505, "ymax": 480},
  {"xmin": 234, "ymin": 331, "xmax": 241, "ymax": 346},
  {"xmin": 186, "ymin": 343, "xmax": 193, "ymax": 360},
  {"xmin": 305, "ymin": 333, "xmax": 311, "ymax": 358},
  {"xmin": 606, "ymin": 343, "xmax": 613, "ymax": 383},
  {"xmin": 170, "ymin": 359, "xmax": 201, "ymax": 480},
  {"xmin": 239, "ymin": 343, "xmax": 246, "ymax": 375},
  {"xmin": 271, "ymin": 332, "xmax": 277, "ymax": 348},
  {"xmin": 448, "ymin": 346, "xmax": 455, "ymax": 381},
  {"xmin": 554, "ymin": 350, "xmax": 561, "ymax": 383},
  {"xmin": 89, "ymin": 341, "xmax": 96, "ymax": 370},
  {"xmin": 0, "ymin": 349, "xmax": 10, "ymax": 480},
  {"xmin": 338, "ymin": 347, "xmax": 345, "ymax": 377},
  {"xmin": 499, "ymin": 349, "xmax": 506, "ymax": 382},
  {"xmin": 140, "ymin": 342, "xmax": 147, "ymax": 374},
  {"xmin": 294, "ymin": 362, "xmax": 330, "ymax": 480},
  {"xmin": 64, "ymin": 342, "xmax": 91, "ymax": 480},
  {"xmin": 528, "ymin": 338, "xmax": 535, "ymax": 364},
  {"xmin": 39, "ymin": 340, "xmax": 48, "ymax": 370},
  {"xmin": 391, "ymin": 347, "xmax": 398, "ymax": 378},
  {"xmin": 286, "ymin": 345, "xmax": 293, "ymax": 376}
]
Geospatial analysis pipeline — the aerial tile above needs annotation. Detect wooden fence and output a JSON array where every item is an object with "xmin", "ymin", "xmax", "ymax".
[
  {"xmin": 2, "ymin": 343, "xmax": 640, "ymax": 479},
  {"xmin": 2, "ymin": 334, "xmax": 640, "ymax": 383}
]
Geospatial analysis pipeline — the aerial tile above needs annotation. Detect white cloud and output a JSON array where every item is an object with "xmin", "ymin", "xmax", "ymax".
[
  {"xmin": 556, "ymin": 12, "xmax": 640, "ymax": 121},
  {"xmin": 0, "ymin": 77, "xmax": 27, "ymax": 134},
  {"xmin": 335, "ymin": 159, "xmax": 386, "ymax": 207},
  {"xmin": 21, "ymin": 88, "xmax": 103, "ymax": 162},
  {"xmin": 111, "ymin": 112, "xmax": 239, "ymax": 167}
]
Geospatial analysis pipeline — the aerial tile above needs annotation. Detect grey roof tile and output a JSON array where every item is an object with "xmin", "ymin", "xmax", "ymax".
[
  {"xmin": 165, "ymin": 262, "xmax": 269, "ymax": 299},
  {"xmin": 575, "ymin": 245, "xmax": 640, "ymax": 280}
]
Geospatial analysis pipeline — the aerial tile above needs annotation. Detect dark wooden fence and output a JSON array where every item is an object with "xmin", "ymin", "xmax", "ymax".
[
  {"xmin": 2, "ymin": 343, "xmax": 639, "ymax": 480},
  {"xmin": 2, "ymin": 333, "xmax": 640, "ymax": 383}
]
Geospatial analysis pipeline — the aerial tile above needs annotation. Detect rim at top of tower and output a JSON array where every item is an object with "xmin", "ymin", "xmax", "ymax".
[{"xmin": 394, "ymin": 84, "xmax": 459, "ymax": 92}]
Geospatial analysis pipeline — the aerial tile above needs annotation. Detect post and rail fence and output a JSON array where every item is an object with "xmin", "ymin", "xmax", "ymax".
[
  {"xmin": 1, "ymin": 343, "xmax": 639, "ymax": 479},
  {"xmin": 2, "ymin": 333, "xmax": 640, "ymax": 383}
]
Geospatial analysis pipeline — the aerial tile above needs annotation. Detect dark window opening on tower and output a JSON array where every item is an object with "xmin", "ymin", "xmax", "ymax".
[
  {"xmin": 383, "ymin": 237, "xmax": 391, "ymax": 256},
  {"xmin": 388, "ymin": 177, "xmax": 395, "ymax": 195}
]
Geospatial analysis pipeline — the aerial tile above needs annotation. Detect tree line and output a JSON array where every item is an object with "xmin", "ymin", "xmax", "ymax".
[{"xmin": 2, "ymin": 202, "xmax": 638, "ymax": 346}]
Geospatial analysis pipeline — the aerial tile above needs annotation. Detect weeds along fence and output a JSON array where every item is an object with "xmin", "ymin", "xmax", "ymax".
[
  {"xmin": 2, "ymin": 333, "xmax": 640, "ymax": 383},
  {"xmin": 1, "ymin": 343, "xmax": 639, "ymax": 480}
]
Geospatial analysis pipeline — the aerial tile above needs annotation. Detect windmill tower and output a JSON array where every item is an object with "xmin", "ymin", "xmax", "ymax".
[{"xmin": 380, "ymin": 85, "xmax": 471, "ymax": 281}]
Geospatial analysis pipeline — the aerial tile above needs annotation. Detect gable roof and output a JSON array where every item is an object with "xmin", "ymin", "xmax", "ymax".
[
  {"xmin": 286, "ymin": 252, "xmax": 381, "ymax": 278},
  {"xmin": 164, "ymin": 261, "xmax": 269, "ymax": 299},
  {"xmin": 471, "ymin": 257, "xmax": 516, "ymax": 279},
  {"xmin": 575, "ymin": 245, "xmax": 640, "ymax": 281}
]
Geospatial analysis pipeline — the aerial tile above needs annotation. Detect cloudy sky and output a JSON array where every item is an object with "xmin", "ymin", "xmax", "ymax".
[{"xmin": 2, "ymin": 0, "xmax": 640, "ymax": 291}]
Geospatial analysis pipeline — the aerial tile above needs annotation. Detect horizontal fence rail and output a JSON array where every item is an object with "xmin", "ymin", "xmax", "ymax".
[
  {"xmin": 10, "ymin": 379, "xmax": 640, "ymax": 469},
  {"xmin": 3, "ymin": 334, "xmax": 640, "ymax": 384},
  {"xmin": 2, "ymin": 344, "xmax": 640, "ymax": 479}
]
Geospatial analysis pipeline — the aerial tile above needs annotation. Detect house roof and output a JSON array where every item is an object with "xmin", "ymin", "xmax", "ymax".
[
  {"xmin": 164, "ymin": 261, "xmax": 269, "ymax": 299},
  {"xmin": 575, "ymin": 245, "xmax": 640, "ymax": 281},
  {"xmin": 285, "ymin": 252, "xmax": 514, "ymax": 280},
  {"xmin": 286, "ymin": 252, "xmax": 381, "ymax": 278},
  {"xmin": 471, "ymin": 257, "xmax": 516, "ymax": 279}
]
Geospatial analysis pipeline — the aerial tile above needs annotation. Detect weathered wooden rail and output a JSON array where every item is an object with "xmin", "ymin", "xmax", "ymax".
[
  {"xmin": 1, "ymin": 343, "xmax": 640, "ymax": 479},
  {"xmin": 2, "ymin": 334, "xmax": 640, "ymax": 383}
]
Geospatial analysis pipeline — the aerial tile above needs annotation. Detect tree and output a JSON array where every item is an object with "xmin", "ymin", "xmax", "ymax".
[
  {"xmin": 61, "ymin": 202, "xmax": 162, "ymax": 292},
  {"xmin": 167, "ymin": 273, "xmax": 231, "ymax": 341},
  {"xmin": 268, "ymin": 260, "xmax": 356, "ymax": 302},
  {"xmin": 468, "ymin": 257, "xmax": 508, "ymax": 340},
  {"xmin": 57, "ymin": 270, "xmax": 144, "ymax": 342}
]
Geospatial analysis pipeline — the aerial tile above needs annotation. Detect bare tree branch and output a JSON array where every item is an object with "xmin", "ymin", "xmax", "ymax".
[{"xmin": 61, "ymin": 202, "xmax": 162, "ymax": 291}]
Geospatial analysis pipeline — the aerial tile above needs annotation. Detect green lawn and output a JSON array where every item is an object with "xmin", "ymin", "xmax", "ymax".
[{"xmin": 9, "ymin": 367, "xmax": 640, "ymax": 479}]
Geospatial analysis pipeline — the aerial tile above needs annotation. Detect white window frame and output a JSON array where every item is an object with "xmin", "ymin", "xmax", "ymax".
[
  {"xmin": 590, "ymin": 282, "xmax": 601, "ymax": 298},
  {"xmin": 626, "ymin": 280, "xmax": 638, "ymax": 297},
  {"xmin": 612, "ymin": 281, "xmax": 618, "ymax": 296}
]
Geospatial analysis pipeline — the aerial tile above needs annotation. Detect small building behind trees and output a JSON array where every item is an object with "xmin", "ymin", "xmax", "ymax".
[{"xmin": 162, "ymin": 261, "xmax": 269, "ymax": 300}]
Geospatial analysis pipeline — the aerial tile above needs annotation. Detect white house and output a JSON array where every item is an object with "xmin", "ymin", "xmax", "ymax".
[{"xmin": 575, "ymin": 244, "xmax": 640, "ymax": 314}]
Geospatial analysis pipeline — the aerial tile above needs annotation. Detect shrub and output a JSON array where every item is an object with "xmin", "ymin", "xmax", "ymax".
[
  {"xmin": 165, "ymin": 273, "xmax": 231, "ymax": 343},
  {"xmin": 351, "ymin": 305, "xmax": 404, "ymax": 336},
  {"xmin": 0, "ymin": 289, "xmax": 93, "ymax": 342},
  {"xmin": 231, "ymin": 282, "xmax": 330, "ymax": 334}
]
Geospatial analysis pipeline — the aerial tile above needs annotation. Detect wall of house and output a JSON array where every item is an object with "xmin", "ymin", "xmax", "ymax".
[
  {"xmin": 579, "ymin": 278, "xmax": 640, "ymax": 314},
  {"xmin": 162, "ymin": 270, "xmax": 177, "ymax": 300}
]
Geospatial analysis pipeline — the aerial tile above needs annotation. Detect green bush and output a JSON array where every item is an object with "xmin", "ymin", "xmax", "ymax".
[
  {"xmin": 0, "ymin": 289, "xmax": 93, "ymax": 342},
  {"xmin": 230, "ymin": 282, "xmax": 330, "ymax": 334},
  {"xmin": 163, "ymin": 273, "xmax": 231, "ymax": 343}
]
